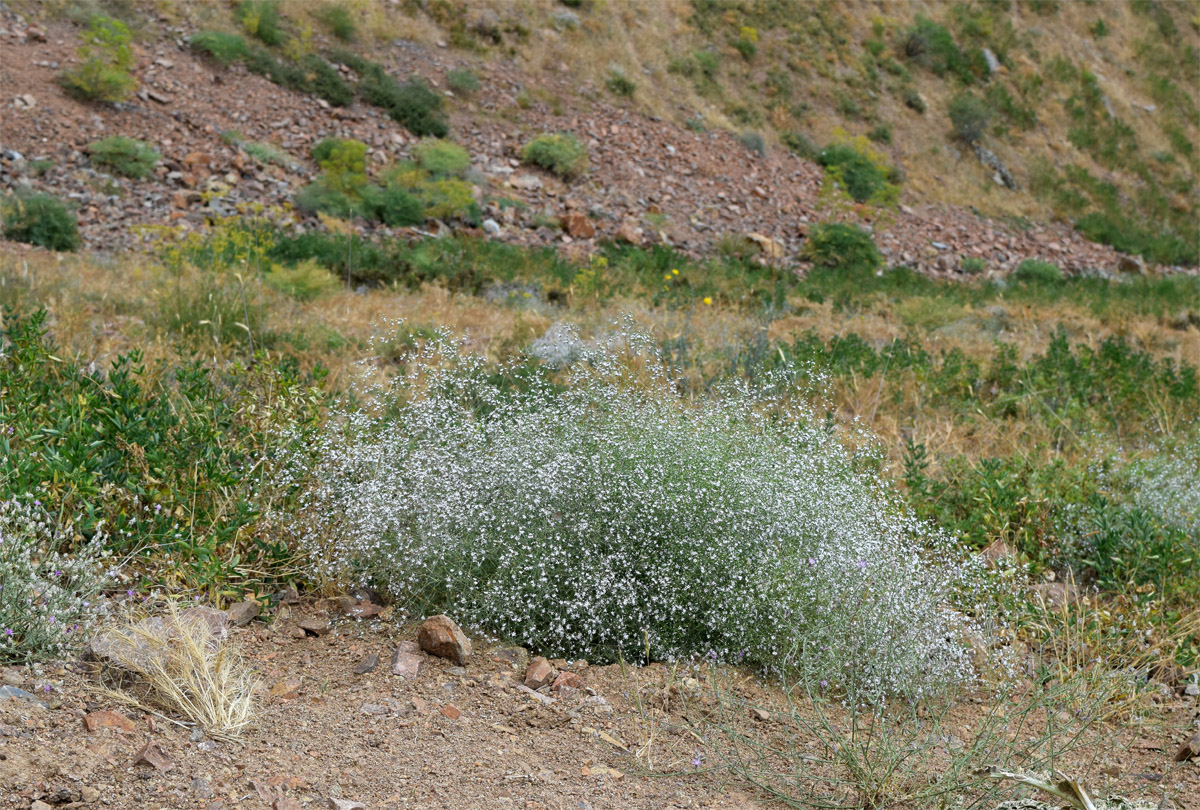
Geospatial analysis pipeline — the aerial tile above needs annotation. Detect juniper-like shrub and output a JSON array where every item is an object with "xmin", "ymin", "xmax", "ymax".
[{"xmin": 287, "ymin": 326, "xmax": 982, "ymax": 700}]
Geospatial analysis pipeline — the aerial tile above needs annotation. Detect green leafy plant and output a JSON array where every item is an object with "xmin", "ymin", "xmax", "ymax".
[
  {"xmin": 446, "ymin": 67, "xmax": 480, "ymax": 95},
  {"xmin": 413, "ymin": 138, "xmax": 471, "ymax": 176},
  {"xmin": 605, "ymin": 69, "xmax": 636, "ymax": 97},
  {"xmin": 1013, "ymin": 258, "xmax": 1063, "ymax": 283},
  {"xmin": 961, "ymin": 256, "xmax": 986, "ymax": 274},
  {"xmin": 189, "ymin": 31, "xmax": 249, "ymax": 65},
  {"xmin": 523, "ymin": 133, "xmax": 589, "ymax": 179},
  {"xmin": 59, "ymin": 15, "xmax": 136, "ymax": 102},
  {"xmin": 817, "ymin": 134, "xmax": 899, "ymax": 204},
  {"xmin": 782, "ymin": 131, "xmax": 819, "ymax": 159},
  {"xmin": 236, "ymin": 0, "xmax": 284, "ymax": 46},
  {"xmin": 319, "ymin": 4, "xmax": 356, "ymax": 41},
  {"xmin": 802, "ymin": 222, "xmax": 883, "ymax": 273},
  {"xmin": 265, "ymin": 258, "xmax": 339, "ymax": 300},
  {"xmin": 1, "ymin": 192, "xmax": 81, "ymax": 251},
  {"xmin": 738, "ymin": 131, "xmax": 767, "ymax": 156},
  {"xmin": 86, "ymin": 136, "xmax": 160, "ymax": 179},
  {"xmin": 868, "ymin": 123, "xmax": 893, "ymax": 144},
  {"xmin": 357, "ymin": 69, "xmax": 449, "ymax": 138},
  {"xmin": 949, "ymin": 91, "xmax": 992, "ymax": 143}
]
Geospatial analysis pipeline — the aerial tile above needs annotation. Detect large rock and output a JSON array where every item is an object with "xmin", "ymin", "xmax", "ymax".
[
  {"xmin": 225, "ymin": 601, "xmax": 260, "ymax": 627},
  {"xmin": 417, "ymin": 615, "xmax": 472, "ymax": 665},
  {"xmin": 391, "ymin": 641, "xmax": 422, "ymax": 680},
  {"xmin": 524, "ymin": 657, "xmax": 556, "ymax": 690}
]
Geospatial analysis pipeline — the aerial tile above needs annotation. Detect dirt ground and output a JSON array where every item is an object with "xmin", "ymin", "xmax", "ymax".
[{"xmin": 1, "ymin": 600, "xmax": 1197, "ymax": 810}]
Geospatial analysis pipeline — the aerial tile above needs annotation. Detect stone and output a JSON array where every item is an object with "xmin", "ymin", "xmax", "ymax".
[
  {"xmin": 1175, "ymin": 731, "xmax": 1200, "ymax": 762},
  {"xmin": 299, "ymin": 617, "xmax": 330, "ymax": 636},
  {"xmin": 132, "ymin": 740, "xmax": 174, "ymax": 771},
  {"xmin": 0, "ymin": 685, "xmax": 45, "ymax": 705},
  {"xmin": 615, "ymin": 220, "xmax": 643, "ymax": 245},
  {"xmin": 552, "ymin": 671, "xmax": 583, "ymax": 691},
  {"xmin": 274, "ymin": 800, "xmax": 303, "ymax": 810},
  {"xmin": 391, "ymin": 641, "xmax": 422, "ymax": 680},
  {"xmin": 524, "ymin": 657, "xmax": 556, "ymax": 690},
  {"xmin": 417, "ymin": 615, "xmax": 472, "ymax": 665},
  {"xmin": 348, "ymin": 601, "xmax": 384, "ymax": 620},
  {"xmin": 1117, "ymin": 255, "xmax": 1146, "ymax": 275},
  {"xmin": 440, "ymin": 703, "xmax": 461, "ymax": 720},
  {"xmin": 492, "ymin": 646, "xmax": 530, "ymax": 669},
  {"xmin": 225, "ymin": 601, "xmax": 259, "ymax": 627},
  {"xmin": 511, "ymin": 173, "xmax": 543, "ymax": 191},
  {"xmin": 482, "ymin": 218, "xmax": 501, "ymax": 235},
  {"xmin": 269, "ymin": 678, "xmax": 303, "ymax": 699},
  {"xmin": 83, "ymin": 709, "xmax": 136, "ymax": 733},
  {"xmin": 745, "ymin": 232, "xmax": 785, "ymax": 260},
  {"xmin": 191, "ymin": 777, "xmax": 214, "ymax": 798},
  {"xmin": 1184, "ymin": 683, "xmax": 1199, "ymax": 697},
  {"xmin": 31, "ymin": 802, "xmax": 52, "ymax": 810},
  {"xmin": 562, "ymin": 212, "xmax": 596, "ymax": 239},
  {"xmin": 329, "ymin": 800, "xmax": 367, "ymax": 810},
  {"xmin": 353, "ymin": 652, "xmax": 380, "ymax": 675}
]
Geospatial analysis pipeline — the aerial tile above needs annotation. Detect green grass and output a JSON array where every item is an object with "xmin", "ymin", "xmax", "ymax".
[
  {"xmin": 2, "ymin": 191, "xmax": 80, "ymax": 252},
  {"xmin": 86, "ymin": 135, "xmax": 159, "ymax": 179}
]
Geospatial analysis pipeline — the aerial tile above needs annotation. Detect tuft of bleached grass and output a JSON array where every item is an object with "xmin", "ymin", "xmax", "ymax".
[{"xmin": 95, "ymin": 602, "xmax": 259, "ymax": 741}]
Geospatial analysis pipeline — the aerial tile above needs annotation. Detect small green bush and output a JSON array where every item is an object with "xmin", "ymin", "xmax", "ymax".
[
  {"xmin": 782, "ymin": 131, "xmax": 820, "ymax": 160},
  {"xmin": 59, "ymin": 15, "xmax": 136, "ymax": 102},
  {"xmin": 189, "ymin": 31, "xmax": 248, "ymax": 65},
  {"xmin": 903, "ymin": 88, "xmax": 927, "ymax": 113},
  {"xmin": 1, "ymin": 192, "xmax": 80, "ymax": 252},
  {"xmin": 868, "ymin": 123, "xmax": 893, "ymax": 145},
  {"xmin": 242, "ymin": 140, "xmax": 296, "ymax": 169},
  {"xmin": 523, "ymin": 133, "xmax": 589, "ymax": 180},
  {"xmin": 961, "ymin": 256, "xmax": 986, "ymax": 274},
  {"xmin": 413, "ymin": 139, "xmax": 471, "ymax": 176},
  {"xmin": 360, "ymin": 183, "xmax": 425, "ymax": 226},
  {"xmin": 360, "ymin": 71, "xmax": 449, "ymax": 138},
  {"xmin": 948, "ymin": 92, "xmax": 991, "ymax": 143},
  {"xmin": 900, "ymin": 15, "xmax": 976, "ymax": 83},
  {"xmin": 739, "ymin": 131, "xmax": 767, "ymax": 156},
  {"xmin": 236, "ymin": 0, "xmax": 284, "ymax": 46},
  {"xmin": 311, "ymin": 138, "xmax": 368, "ymax": 193},
  {"xmin": 243, "ymin": 48, "xmax": 354, "ymax": 107},
  {"xmin": 414, "ymin": 177, "xmax": 478, "ymax": 221},
  {"xmin": 606, "ymin": 69, "xmax": 636, "ymax": 97},
  {"xmin": 319, "ymin": 4, "xmax": 356, "ymax": 41},
  {"xmin": 446, "ymin": 67, "xmax": 480, "ymax": 95},
  {"xmin": 86, "ymin": 135, "xmax": 160, "ymax": 179},
  {"xmin": 818, "ymin": 143, "xmax": 889, "ymax": 202},
  {"xmin": 294, "ymin": 182, "xmax": 361, "ymax": 219},
  {"xmin": 265, "ymin": 259, "xmax": 339, "ymax": 300},
  {"xmin": 732, "ymin": 36, "xmax": 757, "ymax": 60},
  {"xmin": 802, "ymin": 222, "xmax": 883, "ymax": 273},
  {"xmin": 1012, "ymin": 258, "xmax": 1063, "ymax": 283}
]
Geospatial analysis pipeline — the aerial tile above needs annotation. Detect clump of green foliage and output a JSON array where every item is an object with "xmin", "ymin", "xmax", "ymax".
[
  {"xmin": 782, "ymin": 131, "xmax": 819, "ymax": 159},
  {"xmin": 59, "ymin": 15, "xmax": 136, "ymax": 102},
  {"xmin": 900, "ymin": 15, "xmax": 983, "ymax": 84},
  {"xmin": 86, "ymin": 135, "xmax": 160, "ymax": 179},
  {"xmin": 961, "ymin": 256, "xmax": 986, "ymax": 274},
  {"xmin": 739, "ymin": 131, "xmax": 767, "ymax": 156},
  {"xmin": 949, "ymin": 92, "xmax": 991, "ymax": 143},
  {"xmin": 446, "ymin": 67, "xmax": 480, "ymax": 95},
  {"xmin": 413, "ymin": 139, "xmax": 471, "ymax": 176},
  {"xmin": 319, "ymin": 3, "xmax": 356, "ymax": 41},
  {"xmin": 1, "ymin": 192, "xmax": 80, "ymax": 252},
  {"xmin": 1012, "ymin": 258, "xmax": 1063, "ymax": 283},
  {"xmin": 189, "ymin": 30, "xmax": 250, "ymax": 66},
  {"xmin": 868, "ymin": 124, "xmax": 893, "ymax": 145},
  {"xmin": 606, "ymin": 69, "xmax": 636, "ymax": 97},
  {"xmin": 244, "ymin": 49, "xmax": 355, "ymax": 107},
  {"xmin": 523, "ymin": 133, "xmax": 589, "ymax": 180},
  {"xmin": 817, "ymin": 133, "xmax": 900, "ymax": 204},
  {"xmin": 236, "ymin": 0, "xmax": 285, "ymax": 46},
  {"xmin": 0, "ymin": 308, "xmax": 325, "ymax": 592},
  {"xmin": 347, "ymin": 57, "xmax": 449, "ymax": 138},
  {"xmin": 802, "ymin": 223, "xmax": 883, "ymax": 272}
]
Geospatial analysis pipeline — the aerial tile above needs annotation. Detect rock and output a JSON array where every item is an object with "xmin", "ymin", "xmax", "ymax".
[
  {"xmin": 329, "ymin": 800, "xmax": 366, "ymax": 810},
  {"xmin": 417, "ymin": 615, "xmax": 472, "ymax": 665},
  {"xmin": 1117, "ymin": 255, "xmax": 1146, "ymax": 275},
  {"xmin": 274, "ymin": 800, "xmax": 303, "ymax": 810},
  {"xmin": 391, "ymin": 641, "xmax": 422, "ymax": 680},
  {"xmin": 562, "ymin": 212, "xmax": 596, "ymax": 239},
  {"xmin": 973, "ymin": 145, "xmax": 1020, "ymax": 190},
  {"xmin": 983, "ymin": 48, "xmax": 1001, "ymax": 74},
  {"xmin": 0, "ymin": 685, "xmax": 45, "ymax": 705},
  {"xmin": 26, "ymin": 25, "xmax": 48, "ymax": 42},
  {"xmin": 31, "ymin": 802, "xmax": 52, "ymax": 810},
  {"xmin": 524, "ymin": 657, "xmax": 556, "ymax": 690},
  {"xmin": 552, "ymin": 671, "xmax": 583, "ymax": 691},
  {"xmin": 440, "ymin": 703, "xmax": 461, "ymax": 720},
  {"xmin": 492, "ymin": 646, "xmax": 530, "ymax": 669},
  {"xmin": 511, "ymin": 173, "xmax": 543, "ymax": 191},
  {"xmin": 750, "ymin": 707, "xmax": 771, "ymax": 722},
  {"xmin": 359, "ymin": 703, "xmax": 388, "ymax": 715},
  {"xmin": 269, "ymin": 678, "xmax": 303, "ymax": 699},
  {"xmin": 299, "ymin": 617, "xmax": 329, "ymax": 636},
  {"xmin": 615, "ymin": 220, "xmax": 643, "ymax": 245},
  {"xmin": 132, "ymin": 740, "xmax": 174, "ymax": 771},
  {"xmin": 1184, "ymin": 683, "xmax": 1199, "ymax": 697},
  {"xmin": 225, "ymin": 601, "xmax": 259, "ymax": 627},
  {"xmin": 745, "ymin": 232, "xmax": 785, "ymax": 260},
  {"xmin": 348, "ymin": 601, "xmax": 384, "ymax": 620},
  {"xmin": 482, "ymin": 218, "xmax": 501, "ymax": 235},
  {"xmin": 1175, "ymin": 731, "xmax": 1200, "ymax": 761},
  {"xmin": 191, "ymin": 777, "xmax": 214, "ymax": 798},
  {"xmin": 83, "ymin": 709, "xmax": 136, "ymax": 733},
  {"xmin": 353, "ymin": 652, "xmax": 380, "ymax": 675}
]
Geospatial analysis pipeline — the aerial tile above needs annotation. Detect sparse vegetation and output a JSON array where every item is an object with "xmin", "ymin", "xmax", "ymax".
[
  {"xmin": 801, "ymin": 222, "xmax": 883, "ymax": 272},
  {"xmin": 523, "ymin": 133, "xmax": 589, "ymax": 179},
  {"xmin": 236, "ymin": 0, "xmax": 284, "ymax": 46},
  {"xmin": 949, "ymin": 91, "xmax": 991, "ymax": 143},
  {"xmin": 59, "ymin": 14, "xmax": 136, "ymax": 102},
  {"xmin": 318, "ymin": 3, "xmax": 356, "ymax": 41},
  {"xmin": 446, "ymin": 67, "xmax": 480, "ymax": 95},
  {"xmin": 189, "ymin": 31, "xmax": 249, "ymax": 66},
  {"xmin": 86, "ymin": 136, "xmax": 160, "ymax": 179},
  {"xmin": 605, "ymin": 68, "xmax": 636, "ymax": 98}
]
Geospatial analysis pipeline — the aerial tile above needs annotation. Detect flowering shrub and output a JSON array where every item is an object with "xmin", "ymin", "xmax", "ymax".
[
  {"xmin": 0, "ymin": 499, "xmax": 110, "ymax": 664},
  {"xmin": 287, "ymin": 326, "xmax": 982, "ymax": 699}
]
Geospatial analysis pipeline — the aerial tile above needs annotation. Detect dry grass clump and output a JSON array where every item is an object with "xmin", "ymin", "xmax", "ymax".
[{"xmin": 94, "ymin": 602, "xmax": 259, "ymax": 741}]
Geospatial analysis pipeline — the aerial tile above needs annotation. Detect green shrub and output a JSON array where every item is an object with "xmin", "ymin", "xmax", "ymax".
[
  {"xmin": 269, "ymin": 231, "xmax": 390, "ymax": 284},
  {"xmin": 446, "ymin": 67, "xmax": 480, "ymax": 95},
  {"xmin": 294, "ymin": 181, "xmax": 362, "ymax": 219},
  {"xmin": 413, "ymin": 138, "xmax": 471, "ymax": 176},
  {"xmin": 236, "ymin": 0, "xmax": 284, "ymax": 46},
  {"xmin": 1075, "ymin": 211, "xmax": 1198, "ymax": 266},
  {"xmin": 319, "ymin": 4, "xmax": 356, "ymax": 41},
  {"xmin": 311, "ymin": 138, "xmax": 368, "ymax": 193},
  {"xmin": 738, "ymin": 131, "xmax": 767, "ymax": 156},
  {"xmin": 961, "ymin": 256, "xmax": 987, "ymax": 274},
  {"xmin": 1, "ymin": 192, "xmax": 80, "ymax": 251},
  {"xmin": 782, "ymin": 131, "xmax": 820, "ymax": 159},
  {"xmin": 605, "ymin": 69, "xmax": 636, "ymax": 97},
  {"xmin": 265, "ymin": 258, "xmax": 340, "ymax": 300},
  {"xmin": 360, "ymin": 72, "xmax": 449, "ymax": 138},
  {"xmin": 948, "ymin": 92, "xmax": 991, "ymax": 143},
  {"xmin": 732, "ymin": 35, "xmax": 757, "ymax": 60},
  {"xmin": 413, "ymin": 177, "xmax": 478, "ymax": 221},
  {"xmin": 242, "ymin": 140, "xmax": 297, "ymax": 169},
  {"xmin": 868, "ymin": 123, "xmax": 893, "ymax": 144},
  {"xmin": 1012, "ymin": 258, "xmax": 1063, "ymax": 283},
  {"xmin": 86, "ymin": 135, "xmax": 160, "ymax": 179},
  {"xmin": 802, "ymin": 222, "xmax": 883, "ymax": 273},
  {"xmin": 59, "ymin": 15, "xmax": 136, "ymax": 102},
  {"xmin": 818, "ymin": 143, "xmax": 890, "ymax": 202},
  {"xmin": 189, "ymin": 30, "xmax": 249, "ymax": 66},
  {"xmin": 903, "ymin": 87, "xmax": 927, "ymax": 113},
  {"xmin": 360, "ymin": 183, "xmax": 425, "ymax": 226},
  {"xmin": 523, "ymin": 133, "xmax": 589, "ymax": 179},
  {"xmin": 243, "ymin": 48, "xmax": 354, "ymax": 107},
  {"xmin": 0, "ymin": 499, "xmax": 109, "ymax": 664},
  {"xmin": 900, "ymin": 15, "xmax": 976, "ymax": 83}
]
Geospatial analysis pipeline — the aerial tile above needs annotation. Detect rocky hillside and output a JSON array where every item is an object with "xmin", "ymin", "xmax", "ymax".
[{"xmin": 0, "ymin": 0, "xmax": 1195, "ymax": 275}]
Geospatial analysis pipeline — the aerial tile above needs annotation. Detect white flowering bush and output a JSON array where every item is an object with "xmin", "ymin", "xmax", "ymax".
[
  {"xmin": 0, "ymin": 498, "xmax": 111, "ymax": 664},
  {"xmin": 1131, "ymin": 438, "xmax": 1200, "ymax": 535},
  {"xmin": 287, "ymin": 326, "xmax": 982, "ymax": 700}
]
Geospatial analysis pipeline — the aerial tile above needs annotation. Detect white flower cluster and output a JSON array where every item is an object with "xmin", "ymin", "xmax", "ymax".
[
  {"xmin": 1131, "ymin": 438, "xmax": 1200, "ymax": 536},
  {"xmin": 0, "ymin": 498, "xmax": 111, "ymax": 664},
  {"xmin": 287, "ymin": 326, "xmax": 981, "ymax": 700}
]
